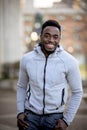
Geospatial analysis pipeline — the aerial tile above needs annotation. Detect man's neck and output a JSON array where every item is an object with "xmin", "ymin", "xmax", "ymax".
[{"xmin": 41, "ymin": 45, "xmax": 55, "ymax": 58}]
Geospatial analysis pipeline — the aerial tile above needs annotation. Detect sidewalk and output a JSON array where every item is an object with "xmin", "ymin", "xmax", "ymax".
[
  {"xmin": 0, "ymin": 124, "xmax": 17, "ymax": 130},
  {"xmin": 0, "ymin": 89, "xmax": 17, "ymax": 130}
]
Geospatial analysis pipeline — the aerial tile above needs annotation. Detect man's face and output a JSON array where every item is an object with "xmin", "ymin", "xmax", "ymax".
[{"xmin": 40, "ymin": 26, "xmax": 61, "ymax": 52}]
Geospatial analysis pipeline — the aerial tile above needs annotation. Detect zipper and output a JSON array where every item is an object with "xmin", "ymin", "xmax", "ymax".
[
  {"xmin": 61, "ymin": 88, "xmax": 65, "ymax": 106},
  {"xmin": 43, "ymin": 57, "xmax": 48, "ymax": 114}
]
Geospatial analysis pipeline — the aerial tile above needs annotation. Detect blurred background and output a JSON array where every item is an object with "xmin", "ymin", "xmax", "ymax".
[
  {"xmin": 0, "ymin": 0, "xmax": 87, "ymax": 130},
  {"xmin": 0, "ymin": 0, "xmax": 87, "ymax": 87}
]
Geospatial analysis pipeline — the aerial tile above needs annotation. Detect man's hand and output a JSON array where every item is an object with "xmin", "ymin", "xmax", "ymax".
[
  {"xmin": 17, "ymin": 113, "xmax": 29, "ymax": 129},
  {"xmin": 55, "ymin": 119, "xmax": 68, "ymax": 130}
]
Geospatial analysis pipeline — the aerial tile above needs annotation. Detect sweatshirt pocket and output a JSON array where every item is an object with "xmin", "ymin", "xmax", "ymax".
[
  {"xmin": 61, "ymin": 88, "xmax": 65, "ymax": 106},
  {"xmin": 26, "ymin": 84, "xmax": 31, "ymax": 100},
  {"xmin": 45, "ymin": 86, "xmax": 65, "ymax": 111}
]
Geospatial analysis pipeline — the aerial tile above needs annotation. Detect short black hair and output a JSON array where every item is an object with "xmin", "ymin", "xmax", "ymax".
[{"xmin": 41, "ymin": 19, "xmax": 61, "ymax": 34}]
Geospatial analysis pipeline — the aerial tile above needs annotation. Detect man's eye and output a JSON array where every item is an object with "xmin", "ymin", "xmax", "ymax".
[
  {"xmin": 54, "ymin": 36, "xmax": 58, "ymax": 39},
  {"xmin": 44, "ymin": 35, "xmax": 50, "ymax": 38}
]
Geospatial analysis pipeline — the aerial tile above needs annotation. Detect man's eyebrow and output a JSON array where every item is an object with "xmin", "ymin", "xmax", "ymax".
[
  {"xmin": 44, "ymin": 32, "xmax": 50, "ymax": 35},
  {"xmin": 44, "ymin": 33, "xmax": 58, "ymax": 36}
]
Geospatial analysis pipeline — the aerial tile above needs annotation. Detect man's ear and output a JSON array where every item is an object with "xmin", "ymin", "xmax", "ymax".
[
  {"xmin": 40, "ymin": 34, "xmax": 42, "ymax": 40},
  {"xmin": 60, "ymin": 33, "xmax": 62, "ymax": 40},
  {"xmin": 59, "ymin": 32, "xmax": 61, "ymax": 40}
]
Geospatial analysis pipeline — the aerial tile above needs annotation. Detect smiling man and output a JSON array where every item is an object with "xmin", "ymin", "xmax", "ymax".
[{"xmin": 17, "ymin": 20, "xmax": 83, "ymax": 130}]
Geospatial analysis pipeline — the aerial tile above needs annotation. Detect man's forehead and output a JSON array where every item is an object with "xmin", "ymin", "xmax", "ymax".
[{"xmin": 43, "ymin": 26, "xmax": 60, "ymax": 33}]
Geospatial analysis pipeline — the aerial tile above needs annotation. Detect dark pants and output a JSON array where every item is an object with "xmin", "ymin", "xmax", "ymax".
[{"xmin": 18, "ymin": 110, "xmax": 63, "ymax": 130}]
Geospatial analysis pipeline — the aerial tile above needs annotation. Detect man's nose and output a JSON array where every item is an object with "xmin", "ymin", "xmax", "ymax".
[{"xmin": 49, "ymin": 37, "xmax": 54, "ymax": 42}]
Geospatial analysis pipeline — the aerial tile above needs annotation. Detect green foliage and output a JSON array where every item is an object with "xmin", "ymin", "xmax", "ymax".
[{"xmin": 1, "ymin": 61, "xmax": 19, "ymax": 80}]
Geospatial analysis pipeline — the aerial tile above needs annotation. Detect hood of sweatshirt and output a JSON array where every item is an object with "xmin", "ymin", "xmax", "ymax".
[{"xmin": 34, "ymin": 43, "xmax": 64, "ymax": 58}]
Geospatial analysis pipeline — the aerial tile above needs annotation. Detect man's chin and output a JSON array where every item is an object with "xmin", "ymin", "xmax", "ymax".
[
  {"xmin": 45, "ymin": 48, "xmax": 55, "ymax": 53},
  {"xmin": 41, "ymin": 44, "xmax": 56, "ymax": 54}
]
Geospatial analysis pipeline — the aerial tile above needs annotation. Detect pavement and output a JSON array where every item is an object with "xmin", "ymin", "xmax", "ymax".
[
  {"xmin": 0, "ymin": 89, "xmax": 87, "ymax": 130},
  {"xmin": 0, "ymin": 89, "xmax": 17, "ymax": 130}
]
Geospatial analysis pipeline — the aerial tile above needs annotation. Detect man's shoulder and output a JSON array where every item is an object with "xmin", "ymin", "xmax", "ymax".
[
  {"xmin": 60, "ymin": 50, "xmax": 79, "ymax": 72},
  {"xmin": 23, "ymin": 50, "xmax": 35, "ymax": 59},
  {"xmin": 20, "ymin": 50, "xmax": 35, "ymax": 63},
  {"xmin": 60, "ymin": 50, "xmax": 78, "ymax": 64}
]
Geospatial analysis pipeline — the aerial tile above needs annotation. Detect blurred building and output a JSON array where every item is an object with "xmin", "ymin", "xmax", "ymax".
[
  {"xmin": 0, "ymin": 0, "xmax": 24, "ymax": 78},
  {"xmin": 23, "ymin": 0, "xmax": 87, "ymax": 53}
]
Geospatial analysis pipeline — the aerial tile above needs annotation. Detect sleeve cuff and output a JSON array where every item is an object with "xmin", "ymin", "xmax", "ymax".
[
  {"xmin": 62, "ymin": 119, "xmax": 69, "ymax": 127},
  {"xmin": 17, "ymin": 112, "xmax": 24, "ymax": 119}
]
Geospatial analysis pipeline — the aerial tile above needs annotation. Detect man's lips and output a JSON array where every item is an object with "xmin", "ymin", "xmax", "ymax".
[{"xmin": 46, "ymin": 43, "xmax": 55, "ymax": 48}]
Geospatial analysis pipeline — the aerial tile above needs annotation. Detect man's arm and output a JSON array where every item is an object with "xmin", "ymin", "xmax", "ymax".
[
  {"xmin": 63, "ymin": 59, "xmax": 83, "ymax": 125},
  {"xmin": 17, "ymin": 56, "xmax": 29, "ymax": 115},
  {"xmin": 17, "ymin": 56, "xmax": 29, "ymax": 129}
]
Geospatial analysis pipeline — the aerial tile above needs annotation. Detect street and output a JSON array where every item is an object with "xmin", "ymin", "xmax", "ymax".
[{"xmin": 0, "ymin": 89, "xmax": 87, "ymax": 130}]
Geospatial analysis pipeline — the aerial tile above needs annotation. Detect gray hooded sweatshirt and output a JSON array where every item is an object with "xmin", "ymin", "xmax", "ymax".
[{"xmin": 17, "ymin": 44, "xmax": 83, "ymax": 125}]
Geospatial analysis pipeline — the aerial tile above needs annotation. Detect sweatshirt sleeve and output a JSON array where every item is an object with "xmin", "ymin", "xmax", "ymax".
[
  {"xmin": 17, "ymin": 56, "xmax": 29, "ymax": 114},
  {"xmin": 63, "ymin": 58, "xmax": 83, "ymax": 125}
]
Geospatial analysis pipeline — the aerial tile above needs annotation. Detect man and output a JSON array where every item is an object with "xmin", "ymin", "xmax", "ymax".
[{"xmin": 17, "ymin": 20, "xmax": 83, "ymax": 130}]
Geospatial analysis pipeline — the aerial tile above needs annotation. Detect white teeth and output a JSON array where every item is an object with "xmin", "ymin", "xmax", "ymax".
[{"xmin": 46, "ymin": 44, "xmax": 54, "ymax": 48}]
